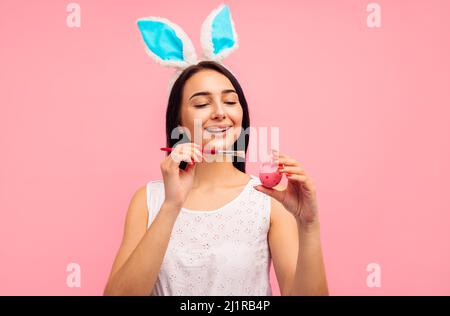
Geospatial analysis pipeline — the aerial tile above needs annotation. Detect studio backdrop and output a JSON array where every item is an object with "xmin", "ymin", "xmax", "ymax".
[{"xmin": 1, "ymin": 0, "xmax": 449, "ymax": 295}]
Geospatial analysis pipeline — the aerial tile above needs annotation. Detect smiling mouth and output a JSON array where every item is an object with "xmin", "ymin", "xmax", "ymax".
[{"xmin": 204, "ymin": 126, "xmax": 232, "ymax": 135}]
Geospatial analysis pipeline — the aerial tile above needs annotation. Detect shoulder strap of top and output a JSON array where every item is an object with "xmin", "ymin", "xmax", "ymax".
[{"xmin": 146, "ymin": 180, "xmax": 165, "ymax": 228}]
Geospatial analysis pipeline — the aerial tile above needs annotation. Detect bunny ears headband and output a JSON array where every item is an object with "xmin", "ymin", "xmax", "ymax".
[{"xmin": 136, "ymin": 4, "xmax": 239, "ymax": 93}]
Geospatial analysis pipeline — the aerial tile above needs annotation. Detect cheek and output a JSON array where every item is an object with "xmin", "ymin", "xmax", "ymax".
[
  {"xmin": 228, "ymin": 106, "xmax": 244, "ymax": 125},
  {"xmin": 227, "ymin": 107, "xmax": 244, "ymax": 141},
  {"xmin": 181, "ymin": 108, "xmax": 209, "ymax": 131}
]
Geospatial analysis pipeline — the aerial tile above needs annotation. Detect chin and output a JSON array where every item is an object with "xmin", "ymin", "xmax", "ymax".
[{"xmin": 203, "ymin": 139, "xmax": 231, "ymax": 150}]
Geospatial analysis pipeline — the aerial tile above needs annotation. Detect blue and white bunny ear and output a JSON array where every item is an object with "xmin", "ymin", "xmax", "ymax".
[
  {"xmin": 200, "ymin": 4, "xmax": 239, "ymax": 62},
  {"xmin": 137, "ymin": 17, "xmax": 198, "ymax": 69}
]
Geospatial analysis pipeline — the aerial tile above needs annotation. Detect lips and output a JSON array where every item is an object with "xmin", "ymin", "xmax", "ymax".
[{"xmin": 204, "ymin": 126, "xmax": 232, "ymax": 134}]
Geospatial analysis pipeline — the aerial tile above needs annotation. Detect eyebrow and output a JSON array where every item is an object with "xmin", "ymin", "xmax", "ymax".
[{"xmin": 189, "ymin": 89, "xmax": 237, "ymax": 100}]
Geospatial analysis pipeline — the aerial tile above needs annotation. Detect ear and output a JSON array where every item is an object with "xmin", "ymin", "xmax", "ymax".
[
  {"xmin": 200, "ymin": 4, "xmax": 239, "ymax": 62},
  {"xmin": 137, "ymin": 16, "xmax": 197, "ymax": 69}
]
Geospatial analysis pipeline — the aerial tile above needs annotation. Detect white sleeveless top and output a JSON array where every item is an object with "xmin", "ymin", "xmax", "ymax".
[{"xmin": 146, "ymin": 175, "xmax": 273, "ymax": 296}]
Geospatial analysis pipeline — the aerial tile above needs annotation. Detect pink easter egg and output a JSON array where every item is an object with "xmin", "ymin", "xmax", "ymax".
[{"xmin": 259, "ymin": 171, "xmax": 282, "ymax": 188}]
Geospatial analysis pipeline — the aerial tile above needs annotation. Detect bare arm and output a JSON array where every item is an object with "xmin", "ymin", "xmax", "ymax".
[
  {"xmin": 268, "ymin": 197, "xmax": 298, "ymax": 296},
  {"xmin": 290, "ymin": 219, "xmax": 328, "ymax": 296},
  {"xmin": 104, "ymin": 142, "xmax": 202, "ymax": 295},
  {"xmin": 103, "ymin": 185, "xmax": 180, "ymax": 296},
  {"xmin": 268, "ymin": 196, "xmax": 328, "ymax": 296},
  {"xmin": 256, "ymin": 150, "xmax": 328, "ymax": 296}
]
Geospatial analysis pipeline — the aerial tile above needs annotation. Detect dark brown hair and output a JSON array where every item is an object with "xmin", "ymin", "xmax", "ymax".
[{"xmin": 165, "ymin": 61, "xmax": 250, "ymax": 172}]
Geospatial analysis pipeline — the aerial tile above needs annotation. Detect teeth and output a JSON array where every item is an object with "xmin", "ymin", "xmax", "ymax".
[{"xmin": 205, "ymin": 126, "xmax": 230, "ymax": 133}]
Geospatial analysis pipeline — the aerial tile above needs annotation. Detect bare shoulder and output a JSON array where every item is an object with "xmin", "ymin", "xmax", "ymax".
[
  {"xmin": 105, "ymin": 184, "xmax": 149, "ymax": 284},
  {"xmin": 130, "ymin": 184, "xmax": 148, "ymax": 208},
  {"xmin": 130, "ymin": 185, "xmax": 147, "ymax": 209},
  {"xmin": 125, "ymin": 184, "xmax": 149, "ymax": 229}
]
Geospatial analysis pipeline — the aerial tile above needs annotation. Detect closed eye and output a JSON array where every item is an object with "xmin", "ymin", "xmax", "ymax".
[{"xmin": 194, "ymin": 102, "xmax": 236, "ymax": 108}]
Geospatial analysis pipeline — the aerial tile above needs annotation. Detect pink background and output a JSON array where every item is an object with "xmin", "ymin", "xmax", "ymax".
[{"xmin": 1, "ymin": 0, "xmax": 449, "ymax": 295}]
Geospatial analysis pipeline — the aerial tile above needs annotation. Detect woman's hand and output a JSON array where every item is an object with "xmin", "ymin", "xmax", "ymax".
[
  {"xmin": 254, "ymin": 150, "xmax": 319, "ymax": 229},
  {"xmin": 160, "ymin": 142, "xmax": 203, "ymax": 208}
]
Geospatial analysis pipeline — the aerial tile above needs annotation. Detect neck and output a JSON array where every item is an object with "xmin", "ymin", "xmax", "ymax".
[{"xmin": 192, "ymin": 156, "xmax": 246, "ymax": 188}]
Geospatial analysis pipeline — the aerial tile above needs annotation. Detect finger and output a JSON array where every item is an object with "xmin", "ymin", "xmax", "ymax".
[
  {"xmin": 176, "ymin": 142, "xmax": 199, "ymax": 151},
  {"xmin": 273, "ymin": 152, "xmax": 298, "ymax": 163},
  {"xmin": 163, "ymin": 155, "xmax": 182, "ymax": 172},
  {"xmin": 288, "ymin": 174, "xmax": 316, "ymax": 193},
  {"xmin": 275, "ymin": 156, "xmax": 300, "ymax": 167},
  {"xmin": 169, "ymin": 150, "xmax": 193, "ymax": 167},
  {"xmin": 175, "ymin": 143, "xmax": 194, "ymax": 156},
  {"xmin": 183, "ymin": 145, "xmax": 202, "ymax": 171},
  {"xmin": 184, "ymin": 143, "xmax": 203, "ymax": 162},
  {"xmin": 173, "ymin": 143, "xmax": 197, "ymax": 161},
  {"xmin": 285, "ymin": 173, "xmax": 310, "ymax": 187},
  {"xmin": 193, "ymin": 147, "xmax": 203, "ymax": 162},
  {"xmin": 160, "ymin": 158, "xmax": 171, "ymax": 174},
  {"xmin": 184, "ymin": 160, "xmax": 197, "ymax": 173},
  {"xmin": 253, "ymin": 185, "xmax": 285, "ymax": 203},
  {"xmin": 271, "ymin": 151, "xmax": 299, "ymax": 169},
  {"xmin": 186, "ymin": 145, "xmax": 203, "ymax": 164},
  {"xmin": 184, "ymin": 152, "xmax": 197, "ymax": 165},
  {"xmin": 278, "ymin": 165, "xmax": 305, "ymax": 175},
  {"xmin": 164, "ymin": 144, "xmax": 198, "ymax": 171},
  {"xmin": 169, "ymin": 150, "xmax": 183, "ymax": 164}
]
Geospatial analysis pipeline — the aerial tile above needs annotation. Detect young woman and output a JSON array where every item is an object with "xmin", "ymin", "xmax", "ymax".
[{"xmin": 103, "ymin": 61, "xmax": 328, "ymax": 296}]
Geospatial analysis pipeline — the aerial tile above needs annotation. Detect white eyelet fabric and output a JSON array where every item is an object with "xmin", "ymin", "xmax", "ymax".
[{"xmin": 146, "ymin": 175, "xmax": 272, "ymax": 296}]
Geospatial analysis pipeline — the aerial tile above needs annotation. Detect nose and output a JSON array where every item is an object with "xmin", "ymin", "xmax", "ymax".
[{"xmin": 211, "ymin": 101, "xmax": 226, "ymax": 120}]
